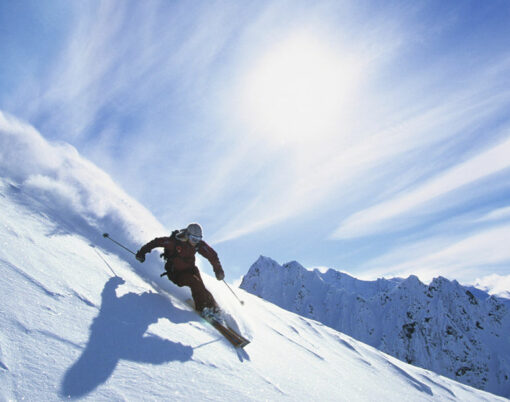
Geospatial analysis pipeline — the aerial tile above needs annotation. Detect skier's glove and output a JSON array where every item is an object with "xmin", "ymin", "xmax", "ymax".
[
  {"xmin": 136, "ymin": 250, "xmax": 146, "ymax": 263},
  {"xmin": 215, "ymin": 269, "xmax": 225, "ymax": 281}
]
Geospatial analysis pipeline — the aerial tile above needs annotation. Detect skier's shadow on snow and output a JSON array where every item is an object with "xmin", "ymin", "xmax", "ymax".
[{"xmin": 61, "ymin": 276, "xmax": 193, "ymax": 399}]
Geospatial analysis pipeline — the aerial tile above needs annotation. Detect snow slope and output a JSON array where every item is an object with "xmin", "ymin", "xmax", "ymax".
[
  {"xmin": 0, "ymin": 113, "xmax": 506, "ymax": 400},
  {"xmin": 240, "ymin": 257, "xmax": 510, "ymax": 398}
]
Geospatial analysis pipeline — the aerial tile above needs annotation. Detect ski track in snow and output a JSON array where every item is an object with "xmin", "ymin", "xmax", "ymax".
[
  {"xmin": 256, "ymin": 373, "xmax": 288, "ymax": 396},
  {"xmin": 69, "ymin": 289, "xmax": 97, "ymax": 308},
  {"xmin": 33, "ymin": 328, "xmax": 85, "ymax": 351},
  {"xmin": 298, "ymin": 316, "xmax": 324, "ymax": 337},
  {"xmin": 8, "ymin": 317, "xmax": 85, "ymax": 354},
  {"xmin": 382, "ymin": 358, "xmax": 433, "ymax": 396},
  {"xmin": 419, "ymin": 374, "xmax": 457, "ymax": 398},
  {"xmin": 0, "ymin": 258, "xmax": 64, "ymax": 299},
  {"xmin": 0, "ymin": 346, "xmax": 8, "ymax": 371},
  {"xmin": 332, "ymin": 335, "xmax": 374, "ymax": 368},
  {"xmin": 334, "ymin": 336, "xmax": 361, "ymax": 355},
  {"xmin": 10, "ymin": 319, "xmax": 84, "ymax": 352},
  {"xmin": 270, "ymin": 328, "xmax": 325, "ymax": 361}
]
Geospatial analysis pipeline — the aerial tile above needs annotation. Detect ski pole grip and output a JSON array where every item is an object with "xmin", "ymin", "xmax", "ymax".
[{"xmin": 101, "ymin": 232, "xmax": 136, "ymax": 255}]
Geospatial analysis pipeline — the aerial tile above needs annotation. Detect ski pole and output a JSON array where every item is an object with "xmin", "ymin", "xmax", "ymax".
[
  {"xmin": 102, "ymin": 233, "xmax": 137, "ymax": 256},
  {"xmin": 223, "ymin": 280, "xmax": 245, "ymax": 306}
]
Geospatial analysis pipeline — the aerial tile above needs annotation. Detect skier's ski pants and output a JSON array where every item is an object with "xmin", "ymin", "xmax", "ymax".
[{"xmin": 172, "ymin": 266, "xmax": 217, "ymax": 311}]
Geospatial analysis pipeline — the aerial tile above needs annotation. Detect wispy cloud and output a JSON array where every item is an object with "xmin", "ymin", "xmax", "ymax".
[
  {"xmin": 473, "ymin": 274, "xmax": 510, "ymax": 298},
  {"xmin": 208, "ymin": 4, "xmax": 410, "ymax": 242},
  {"xmin": 358, "ymin": 223, "xmax": 510, "ymax": 284},
  {"xmin": 332, "ymin": 133, "xmax": 510, "ymax": 239},
  {"xmin": 475, "ymin": 205, "xmax": 510, "ymax": 223},
  {"xmin": 21, "ymin": 2, "xmax": 244, "ymax": 142},
  {"xmin": 214, "ymin": 70, "xmax": 510, "ymax": 244},
  {"xmin": 209, "ymin": 2, "xmax": 510, "ymax": 245}
]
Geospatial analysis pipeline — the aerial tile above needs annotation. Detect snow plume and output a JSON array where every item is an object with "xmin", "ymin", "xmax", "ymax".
[
  {"xmin": 0, "ymin": 111, "xmax": 166, "ymax": 273},
  {"xmin": 474, "ymin": 274, "xmax": 510, "ymax": 299}
]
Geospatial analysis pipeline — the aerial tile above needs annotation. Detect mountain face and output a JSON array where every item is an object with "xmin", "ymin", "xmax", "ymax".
[{"xmin": 240, "ymin": 256, "xmax": 510, "ymax": 398}]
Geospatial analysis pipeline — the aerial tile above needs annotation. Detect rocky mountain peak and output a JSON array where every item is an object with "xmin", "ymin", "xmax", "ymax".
[{"xmin": 240, "ymin": 257, "xmax": 510, "ymax": 398}]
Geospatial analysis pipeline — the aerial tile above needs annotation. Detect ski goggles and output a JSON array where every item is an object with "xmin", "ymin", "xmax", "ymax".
[{"xmin": 188, "ymin": 234, "xmax": 202, "ymax": 244}]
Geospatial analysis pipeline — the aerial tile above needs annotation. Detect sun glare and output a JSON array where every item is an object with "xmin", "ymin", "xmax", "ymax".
[{"xmin": 240, "ymin": 33, "xmax": 360, "ymax": 146}]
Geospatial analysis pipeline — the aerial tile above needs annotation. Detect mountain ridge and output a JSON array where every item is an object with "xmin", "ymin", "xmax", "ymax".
[{"xmin": 240, "ymin": 255, "xmax": 510, "ymax": 398}]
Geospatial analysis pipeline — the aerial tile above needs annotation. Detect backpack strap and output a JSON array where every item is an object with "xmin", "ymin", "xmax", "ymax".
[{"xmin": 160, "ymin": 230, "xmax": 180, "ymax": 278}]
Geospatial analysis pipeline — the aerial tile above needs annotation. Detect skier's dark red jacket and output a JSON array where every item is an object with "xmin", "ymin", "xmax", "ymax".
[{"xmin": 139, "ymin": 232, "xmax": 223, "ymax": 279}]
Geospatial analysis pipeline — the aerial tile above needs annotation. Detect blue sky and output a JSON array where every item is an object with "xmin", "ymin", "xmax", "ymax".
[{"xmin": 1, "ymin": 0, "xmax": 510, "ymax": 289}]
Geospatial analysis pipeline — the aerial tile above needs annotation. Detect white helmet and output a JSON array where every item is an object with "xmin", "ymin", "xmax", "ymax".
[{"xmin": 186, "ymin": 223, "xmax": 203, "ymax": 245}]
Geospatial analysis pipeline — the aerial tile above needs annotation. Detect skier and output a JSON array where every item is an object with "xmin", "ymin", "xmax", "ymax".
[{"xmin": 135, "ymin": 223, "xmax": 225, "ymax": 317}]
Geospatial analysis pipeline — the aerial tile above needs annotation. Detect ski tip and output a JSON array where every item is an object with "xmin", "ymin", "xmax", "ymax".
[{"xmin": 236, "ymin": 340, "xmax": 251, "ymax": 349}]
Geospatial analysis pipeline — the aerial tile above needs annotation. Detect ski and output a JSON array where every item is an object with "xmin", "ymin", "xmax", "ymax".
[
  {"xmin": 185, "ymin": 299, "xmax": 250, "ymax": 349},
  {"xmin": 204, "ymin": 315, "xmax": 250, "ymax": 349}
]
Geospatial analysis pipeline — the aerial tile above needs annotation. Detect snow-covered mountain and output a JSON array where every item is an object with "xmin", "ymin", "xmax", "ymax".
[
  {"xmin": 240, "ymin": 256, "xmax": 510, "ymax": 398},
  {"xmin": 0, "ymin": 112, "xmax": 506, "ymax": 401}
]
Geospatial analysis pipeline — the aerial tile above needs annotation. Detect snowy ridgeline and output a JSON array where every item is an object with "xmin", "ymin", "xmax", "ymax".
[{"xmin": 240, "ymin": 256, "xmax": 510, "ymax": 398}]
